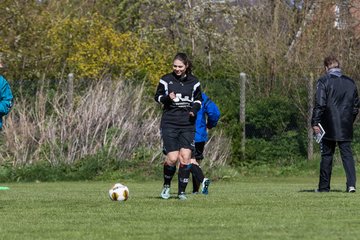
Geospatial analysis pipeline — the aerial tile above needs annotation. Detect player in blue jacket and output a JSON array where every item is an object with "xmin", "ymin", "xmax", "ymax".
[
  {"xmin": 190, "ymin": 92, "xmax": 220, "ymax": 194},
  {"xmin": 0, "ymin": 62, "xmax": 13, "ymax": 129}
]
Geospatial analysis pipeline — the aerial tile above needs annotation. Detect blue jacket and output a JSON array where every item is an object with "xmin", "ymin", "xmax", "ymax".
[
  {"xmin": 0, "ymin": 76, "xmax": 13, "ymax": 129},
  {"xmin": 195, "ymin": 93, "xmax": 220, "ymax": 142}
]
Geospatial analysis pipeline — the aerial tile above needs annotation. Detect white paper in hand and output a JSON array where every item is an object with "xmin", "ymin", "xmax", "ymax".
[{"xmin": 314, "ymin": 123, "xmax": 325, "ymax": 143}]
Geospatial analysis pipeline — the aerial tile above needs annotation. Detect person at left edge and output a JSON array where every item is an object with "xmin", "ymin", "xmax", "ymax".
[
  {"xmin": 0, "ymin": 61, "xmax": 13, "ymax": 129},
  {"xmin": 154, "ymin": 52, "xmax": 202, "ymax": 200}
]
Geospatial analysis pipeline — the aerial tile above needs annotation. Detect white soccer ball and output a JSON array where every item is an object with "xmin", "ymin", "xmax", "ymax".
[{"xmin": 109, "ymin": 183, "xmax": 129, "ymax": 201}]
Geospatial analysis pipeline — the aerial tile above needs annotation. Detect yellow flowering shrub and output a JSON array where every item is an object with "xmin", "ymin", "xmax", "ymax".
[{"xmin": 48, "ymin": 13, "xmax": 174, "ymax": 84}]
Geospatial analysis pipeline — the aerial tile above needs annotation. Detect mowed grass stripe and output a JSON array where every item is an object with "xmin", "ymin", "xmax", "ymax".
[{"xmin": 0, "ymin": 177, "xmax": 359, "ymax": 240}]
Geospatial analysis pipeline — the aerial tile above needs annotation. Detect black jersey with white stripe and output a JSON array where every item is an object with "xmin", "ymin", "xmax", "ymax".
[{"xmin": 154, "ymin": 72, "xmax": 202, "ymax": 129}]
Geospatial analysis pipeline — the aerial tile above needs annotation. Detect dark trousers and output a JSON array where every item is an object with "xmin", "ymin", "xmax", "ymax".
[{"xmin": 318, "ymin": 139, "xmax": 356, "ymax": 191}]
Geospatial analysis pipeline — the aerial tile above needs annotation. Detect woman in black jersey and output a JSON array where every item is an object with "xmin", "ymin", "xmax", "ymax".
[{"xmin": 154, "ymin": 53, "xmax": 202, "ymax": 200}]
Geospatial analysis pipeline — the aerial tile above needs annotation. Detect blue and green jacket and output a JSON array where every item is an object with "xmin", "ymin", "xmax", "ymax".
[{"xmin": 0, "ymin": 75, "xmax": 13, "ymax": 129}]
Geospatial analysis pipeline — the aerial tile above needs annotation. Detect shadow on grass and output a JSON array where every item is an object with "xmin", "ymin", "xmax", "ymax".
[{"xmin": 298, "ymin": 189, "xmax": 344, "ymax": 193}]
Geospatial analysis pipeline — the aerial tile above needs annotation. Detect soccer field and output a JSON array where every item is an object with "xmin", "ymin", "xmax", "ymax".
[{"xmin": 0, "ymin": 177, "xmax": 359, "ymax": 240}]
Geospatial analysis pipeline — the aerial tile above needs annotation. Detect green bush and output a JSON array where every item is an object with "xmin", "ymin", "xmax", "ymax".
[
  {"xmin": 0, "ymin": 147, "xmax": 163, "ymax": 182},
  {"xmin": 245, "ymin": 130, "xmax": 307, "ymax": 165},
  {"xmin": 0, "ymin": 161, "xmax": 68, "ymax": 182},
  {"xmin": 246, "ymin": 95, "xmax": 298, "ymax": 139},
  {"xmin": 225, "ymin": 94, "xmax": 306, "ymax": 166}
]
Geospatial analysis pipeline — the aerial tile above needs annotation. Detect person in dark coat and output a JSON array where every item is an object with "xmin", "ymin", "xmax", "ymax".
[{"xmin": 312, "ymin": 56, "xmax": 359, "ymax": 193}]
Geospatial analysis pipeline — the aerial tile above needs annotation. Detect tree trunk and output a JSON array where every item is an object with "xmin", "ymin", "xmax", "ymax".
[{"xmin": 286, "ymin": 1, "xmax": 318, "ymax": 58}]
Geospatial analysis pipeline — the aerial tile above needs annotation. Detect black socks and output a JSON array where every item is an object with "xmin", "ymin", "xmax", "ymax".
[
  {"xmin": 178, "ymin": 163, "xmax": 191, "ymax": 194},
  {"xmin": 164, "ymin": 162, "xmax": 203, "ymax": 194},
  {"xmin": 191, "ymin": 164, "xmax": 204, "ymax": 193},
  {"xmin": 163, "ymin": 163, "xmax": 176, "ymax": 186}
]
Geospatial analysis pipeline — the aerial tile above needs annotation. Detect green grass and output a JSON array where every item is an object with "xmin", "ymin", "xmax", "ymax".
[{"xmin": 0, "ymin": 177, "xmax": 359, "ymax": 240}]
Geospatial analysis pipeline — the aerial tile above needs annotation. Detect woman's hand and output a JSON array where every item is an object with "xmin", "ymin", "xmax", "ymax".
[{"xmin": 169, "ymin": 92, "xmax": 176, "ymax": 100}]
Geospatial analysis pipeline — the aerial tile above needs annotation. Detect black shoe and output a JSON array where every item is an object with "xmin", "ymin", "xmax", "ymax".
[{"xmin": 315, "ymin": 189, "xmax": 330, "ymax": 193}]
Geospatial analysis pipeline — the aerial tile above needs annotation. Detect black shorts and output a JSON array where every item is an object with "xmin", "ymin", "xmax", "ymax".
[
  {"xmin": 161, "ymin": 128, "xmax": 195, "ymax": 153},
  {"xmin": 192, "ymin": 142, "xmax": 205, "ymax": 160}
]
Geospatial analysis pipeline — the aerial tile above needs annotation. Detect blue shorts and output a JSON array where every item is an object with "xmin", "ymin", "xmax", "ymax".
[{"xmin": 161, "ymin": 128, "xmax": 195, "ymax": 154}]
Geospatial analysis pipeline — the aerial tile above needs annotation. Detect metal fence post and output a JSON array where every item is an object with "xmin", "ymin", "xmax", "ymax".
[
  {"xmin": 307, "ymin": 73, "xmax": 314, "ymax": 160},
  {"xmin": 240, "ymin": 72, "xmax": 246, "ymax": 159},
  {"xmin": 68, "ymin": 73, "xmax": 74, "ymax": 110}
]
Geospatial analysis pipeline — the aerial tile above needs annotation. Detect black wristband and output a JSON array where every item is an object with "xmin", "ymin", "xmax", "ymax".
[{"xmin": 191, "ymin": 103, "xmax": 201, "ymax": 114}]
